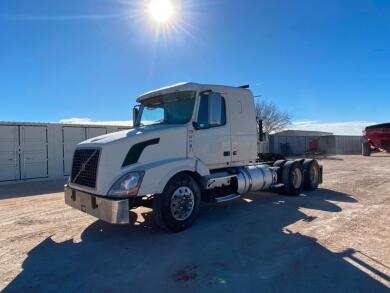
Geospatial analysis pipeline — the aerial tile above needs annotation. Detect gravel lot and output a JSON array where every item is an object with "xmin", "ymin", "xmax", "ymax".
[{"xmin": 0, "ymin": 155, "xmax": 389, "ymax": 292}]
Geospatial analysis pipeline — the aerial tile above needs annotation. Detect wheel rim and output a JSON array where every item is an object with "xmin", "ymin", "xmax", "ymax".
[
  {"xmin": 292, "ymin": 167, "xmax": 303, "ymax": 189},
  {"xmin": 170, "ymin": 186, "xmax": 195, "ymax": 221},
  {"xmin": 309, "ymin": 164, "xmax": 319, "ymax": 184}
]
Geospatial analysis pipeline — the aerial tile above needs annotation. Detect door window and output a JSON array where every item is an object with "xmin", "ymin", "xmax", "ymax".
[{"xmin": 197, "ymin": 93, "xmax": 226, "ymax": 129}]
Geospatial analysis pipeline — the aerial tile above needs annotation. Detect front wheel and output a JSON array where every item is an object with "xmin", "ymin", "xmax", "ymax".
[{"xmin": 153, "ymin": 174, "xmax": 201, "ymax": 232}]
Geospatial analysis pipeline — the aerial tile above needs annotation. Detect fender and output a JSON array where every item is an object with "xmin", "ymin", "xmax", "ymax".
[{"xmin": 135, "ymin": 157, "xmax": 209, "ymax": 195}]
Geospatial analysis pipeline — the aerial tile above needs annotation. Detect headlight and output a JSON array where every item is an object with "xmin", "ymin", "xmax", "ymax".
[{"xmin": 108, "ymin": 171, "xmax": 144, "ymax": 198}]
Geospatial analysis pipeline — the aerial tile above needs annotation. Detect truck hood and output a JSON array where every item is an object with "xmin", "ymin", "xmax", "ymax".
[
  {"xmin": 73, "ymin": 124, "xmax": 189, "ymax": 195},
  {"xmin": 79, "ymin": 124, "xmax": 183, "ymax": 146}
]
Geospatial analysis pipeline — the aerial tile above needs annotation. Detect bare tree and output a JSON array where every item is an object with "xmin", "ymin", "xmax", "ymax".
[{"xmin": 255, "ymin": 99, "xmax": 291, "ymax": 133}]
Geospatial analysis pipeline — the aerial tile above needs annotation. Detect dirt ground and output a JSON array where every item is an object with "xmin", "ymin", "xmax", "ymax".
[{"xmin": 0, "ymin": 155, "xmax": 389, "ymax": 292}]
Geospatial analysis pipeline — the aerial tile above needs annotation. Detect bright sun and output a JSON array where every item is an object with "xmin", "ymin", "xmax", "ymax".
[{"xmin": 148, "ymin": 0, "xmax": 174, "ymax": 23}]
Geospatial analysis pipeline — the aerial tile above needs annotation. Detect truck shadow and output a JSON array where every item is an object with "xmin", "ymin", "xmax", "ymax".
[{"xmin": 4, "ymin": 189, "xmax": 389, "ymax": 292}]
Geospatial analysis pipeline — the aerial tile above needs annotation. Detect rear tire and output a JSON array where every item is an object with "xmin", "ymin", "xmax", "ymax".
[
  {"xmin": 281, "ymin": 161, "xmax": 304, "ymax": 196},
  {"xmin": 302, "ymin": 159, "xmax": 320, "ymax": 191},
  {"xmin": 362, "ymin": 142, "xmax": 371, "ymax": 156},
  {"xmin": 273, "ymin": 160, "xmax": 287, "ymax": 181},
  {"xmin": 152, "ymin": 174, "xmax": 201, "ymax": 232}
]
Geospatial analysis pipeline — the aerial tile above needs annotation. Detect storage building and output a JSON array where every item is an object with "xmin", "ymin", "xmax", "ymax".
[{"xmin": 0, "ymin": 122, "xmax": 131, "ymax": 183}]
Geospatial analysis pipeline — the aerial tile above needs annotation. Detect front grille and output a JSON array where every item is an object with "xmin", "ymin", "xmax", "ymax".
[{"xmin": 71, "ymin": 148, "xmax": 100, "ymax": 188}]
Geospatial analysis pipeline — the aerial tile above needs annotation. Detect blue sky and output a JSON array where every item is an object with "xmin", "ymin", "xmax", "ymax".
[{"xmin": 0, "ymin": 0, "xmax": 389, "ymax": 133}]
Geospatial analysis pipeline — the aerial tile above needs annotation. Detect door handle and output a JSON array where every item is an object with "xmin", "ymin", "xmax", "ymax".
[
  {"xmin": 223, "ymin": 151, "xmax": 230, "ymax": 156},
  {"xmin": 233, "ymin": 151, "xmax": 238, "ymax": 156}
]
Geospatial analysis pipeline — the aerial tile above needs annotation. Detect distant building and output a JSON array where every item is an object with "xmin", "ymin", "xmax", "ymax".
[
  {"xmin": 0, "ymin": 121, "xmax": 131, "ymax": 183},
  {"xmin": 274, "ymin": 130, "xmax": 333, "ymax": 137},
  {"xmin": 270, "ymin": 129, "xmax": 362, "ymax": 155}
]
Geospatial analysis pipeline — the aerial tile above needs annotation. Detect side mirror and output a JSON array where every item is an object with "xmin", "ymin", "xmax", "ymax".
[
  {"xmin": 132, "ymin": 106, "xmax": 140, "ymax": 127},
  {"xmin": 192, "ymin": 121, "xmax": 199, "ymax": 130},
  {"xmin": 208, "ymin": 93, "xmax": 222, "ymax": 125}
]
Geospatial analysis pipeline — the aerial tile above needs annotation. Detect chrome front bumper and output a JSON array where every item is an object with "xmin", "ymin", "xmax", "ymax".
[{"xmin": 64, "ymin": 185, "xmax": 129, "ymax": 224}]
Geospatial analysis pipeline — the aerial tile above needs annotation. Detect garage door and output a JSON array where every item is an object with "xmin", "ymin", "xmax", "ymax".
[
  {"xmin": 86, "ymin": 127, "xmax": 106, "ymax": 139},
  {"xmin": 20, "ymin": 126, "xmax": 48, "ymax": 179},
  {"xmin": 0, "ymin": 125, "xmax": 20, "ymax": 182},
  {"xmin": 63, "ymin": 127, "xmax": 86, "ymax": 176}
]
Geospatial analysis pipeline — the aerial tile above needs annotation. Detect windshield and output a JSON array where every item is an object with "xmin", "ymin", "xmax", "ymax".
[{"xmin": 138, "ymin": 91, "xmax": 196, "ymax": 126}]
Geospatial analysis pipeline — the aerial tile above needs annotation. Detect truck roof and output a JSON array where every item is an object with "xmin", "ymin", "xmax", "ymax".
[{"xmin": 136, "ymin": 82, "xmax": 252, "ymax": 103}]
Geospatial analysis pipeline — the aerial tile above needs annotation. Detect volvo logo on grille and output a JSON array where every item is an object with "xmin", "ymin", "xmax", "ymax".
[{"xmin": 80, "ymin": 162, "xmax": 87, "ymax": 172}]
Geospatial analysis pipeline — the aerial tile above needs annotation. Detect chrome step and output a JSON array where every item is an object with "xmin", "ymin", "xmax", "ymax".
[{"xmin": 214, "ymin": 193, "xmax": 241, "ymax": 203}]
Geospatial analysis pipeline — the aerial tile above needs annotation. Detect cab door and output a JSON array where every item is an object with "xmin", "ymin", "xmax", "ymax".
[{"xmin": 191, "ymin": 92, "xmax": 231, "ymax": 169}]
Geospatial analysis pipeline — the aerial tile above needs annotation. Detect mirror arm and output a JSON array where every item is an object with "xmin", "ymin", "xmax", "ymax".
[
  {"xmin": 132, "ymin": 105, "xmax": 140, "ymax": 127},
  {"xmin": 192, "ymin": 121, "xmax": 199, "ymax": 130}
]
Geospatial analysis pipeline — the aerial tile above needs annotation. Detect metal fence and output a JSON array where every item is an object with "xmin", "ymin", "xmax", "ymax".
[
  {"xmin": 334, "ymin": 136, "xmax": 363, "ymax": 154},
  {"xmin": 269, "ymin": 135, "xmax": 363, "ymax": 155}
]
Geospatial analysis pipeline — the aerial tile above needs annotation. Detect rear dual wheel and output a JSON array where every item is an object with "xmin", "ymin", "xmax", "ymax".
[
  {"xmin": 302, "ymin": 159, "xmax": 321, "ymax": 190},
  {"xmin": 277, "ymin": 159, "xmax": 321, "ymax": 196},
  {"xmin": 281, "ymin": 161, "xmax": 304, "ymax": 196}
]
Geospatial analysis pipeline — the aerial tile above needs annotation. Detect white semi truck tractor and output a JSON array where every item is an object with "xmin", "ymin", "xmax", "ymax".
[{"xmin": 65, "ymin": 82, "xmax": 322, "ymax": 232}]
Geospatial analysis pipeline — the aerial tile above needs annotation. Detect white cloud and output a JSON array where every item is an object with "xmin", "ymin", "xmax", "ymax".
[
  {"xmin": 59, "ymin": 117, "xmax": 92, "ymax": 124},
  {"xmin": 288, "ymin": 120, "xmax": 377, "ymax": 135},
  {"xmin": 59, "ymin": 118, "xmax": 132, "ymax": 126}
]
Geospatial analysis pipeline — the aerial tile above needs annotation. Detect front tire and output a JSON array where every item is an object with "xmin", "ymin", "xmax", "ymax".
[{"xmin": 153, "ymin": 174, "xmax": 201, "ymax": 232}]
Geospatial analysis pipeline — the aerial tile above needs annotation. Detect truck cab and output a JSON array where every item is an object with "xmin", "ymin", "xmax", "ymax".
[
  {"xmin": 134, "ymin": 82, "xmax": 259, "ymax": 168},
  {"xmin": 65, "ymin": 82, "xmax": 322, "ymax": 232}
]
